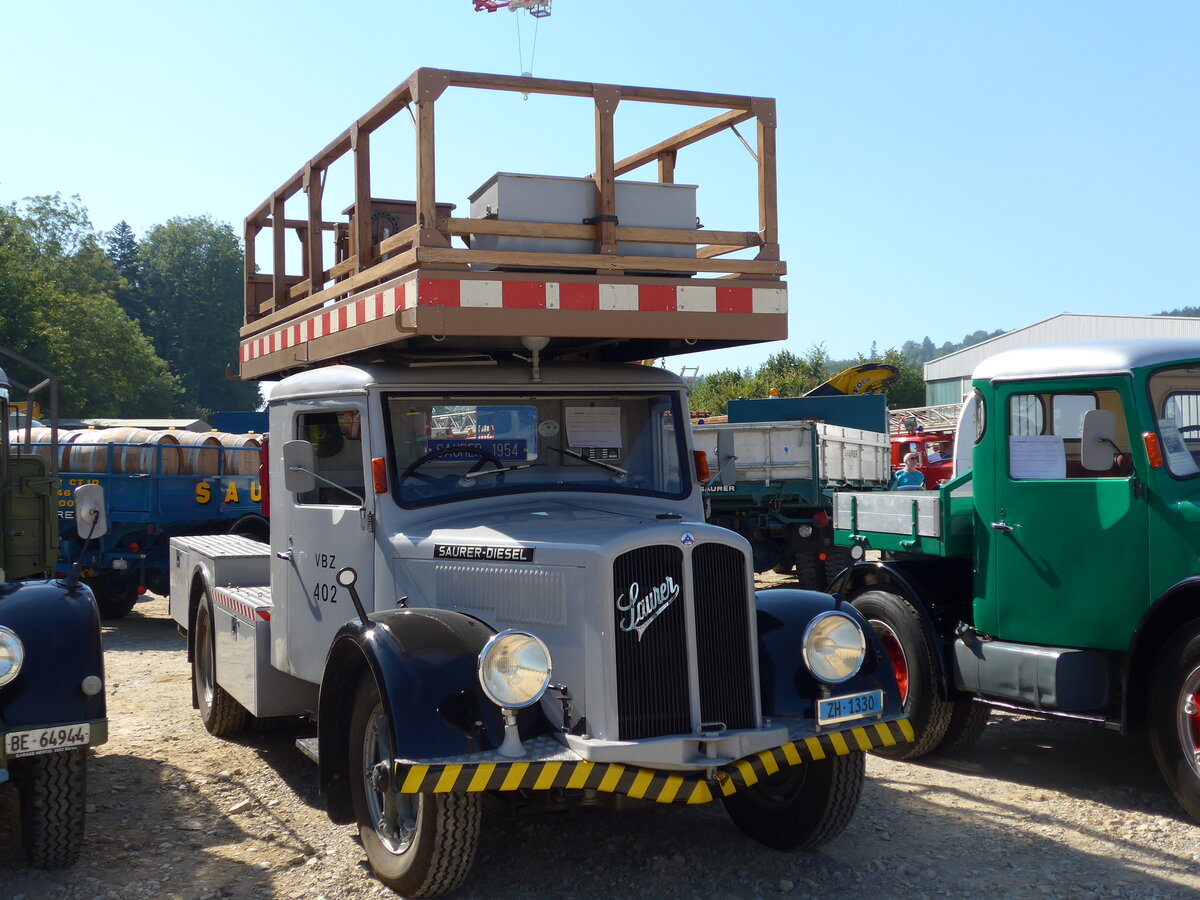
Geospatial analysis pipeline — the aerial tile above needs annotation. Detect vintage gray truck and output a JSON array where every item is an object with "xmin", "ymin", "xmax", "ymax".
[{"xmin": 168, "ymin": 69, "xmax": 910, "ymax": 897}]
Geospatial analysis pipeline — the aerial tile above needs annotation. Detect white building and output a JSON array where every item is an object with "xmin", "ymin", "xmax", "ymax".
[{"xmin": 923, "ymin": 313, "xmax": 1200, "ymax": 405}]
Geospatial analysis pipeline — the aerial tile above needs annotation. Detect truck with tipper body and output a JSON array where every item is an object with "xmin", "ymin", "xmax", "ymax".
[
  {"xmin": 832, "ymin": 339, "xmax": 1200, "ymax": 821},
  {"xmin": 694, "ymin": 394, "xmax": 890, "ymax": 588},
  {"xmin": 168, "ymin": 70, "xmax": 910, "ymax": 897}
]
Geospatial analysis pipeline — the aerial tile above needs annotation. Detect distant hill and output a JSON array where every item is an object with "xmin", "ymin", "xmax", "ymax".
[
  {"xmin": 830, "ymin": 328, "xmax": 1008, "ymax": 372},
  {"xmin": 1157, "ymin": 307, "xmax": 1200, "ymax": 318}
]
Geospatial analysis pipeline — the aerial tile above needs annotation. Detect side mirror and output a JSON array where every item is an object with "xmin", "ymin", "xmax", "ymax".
[
  {"xmin": 1080, "ymin": 409, "xmax": 1119, "ymax": 471},
  {"xmin": 282, "ymin": 440, "xmax": 316, "ymax": 493},
  {"xmin": 716, "ymin": 429, "xmax": 737, "ymax": 487},
  {"xmin": 74, "ymin": 483, "xmax": 108, "ymax": 539}
]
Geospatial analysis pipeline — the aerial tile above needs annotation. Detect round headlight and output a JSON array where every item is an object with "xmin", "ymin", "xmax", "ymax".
[
  {"xmin": 0, "ymin": 626, "xmax": 25, "ymax": 688},
  {"xmin": 802, "ymin": 611, "xmax": 866, "ymax": 684},
  {"xmin": 478, "ymin": 630, "xmax": 552, "ymax": 709}
]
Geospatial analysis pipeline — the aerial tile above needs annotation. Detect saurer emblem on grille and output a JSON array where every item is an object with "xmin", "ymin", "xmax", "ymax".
[{"xmin": 616, "ymin": 576, "xmax": 680, "ymax": 640}]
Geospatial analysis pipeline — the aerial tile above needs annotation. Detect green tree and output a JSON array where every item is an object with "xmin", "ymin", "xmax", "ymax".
[
  {"xmin": 0, "ymin": 204, "xmax": 180, "ymax": 417},
  {"xmin": 105, "ymin": 219, "xmax": 146, "ymax": 324},
  {"xmin": 138, "ymin": 216, "xmax": 259, "ymax": 415}
]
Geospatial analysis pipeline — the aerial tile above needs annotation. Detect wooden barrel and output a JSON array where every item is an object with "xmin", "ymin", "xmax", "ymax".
[
  {"xmin": 69, "ymin": 428, "xmax": 182, "ymax": 475},
  {"xmin": 217, "ymin": 432, "xmax": 261, "ymax": 476},
  {"xmin": 173, "ymin": 431, "xmax": 222, "ymax": 475},
  {"xmin": 8, "ymin": 426, "xmax": 69, "ymax": 468}
]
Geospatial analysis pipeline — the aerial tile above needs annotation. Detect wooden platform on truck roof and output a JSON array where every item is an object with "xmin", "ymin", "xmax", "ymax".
[{"xmin": 237, "ymin": 68, "xmax": 788, "ymax": 380}]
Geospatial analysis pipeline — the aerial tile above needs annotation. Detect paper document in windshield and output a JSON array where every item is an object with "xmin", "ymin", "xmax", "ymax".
[
  {"xmin": 1009, "ymin": 435, "xmax": 1066, "ymax": 479},
  {"xmin": 566, "ymin": 407, "xmax": 623, "ymax": 448},
  {"xmin": 1158, "ymin": 419, "xmax": 1199, "ymax": 475}
]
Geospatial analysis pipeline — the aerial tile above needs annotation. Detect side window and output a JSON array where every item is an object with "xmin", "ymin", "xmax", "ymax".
[
  {"xmin": 296, "ymin": 409, "xmax": 365, "ymax": 505},
  {"xmin": 1008, "ymin": 390, "xmax": 1128, "ymax": 480}
]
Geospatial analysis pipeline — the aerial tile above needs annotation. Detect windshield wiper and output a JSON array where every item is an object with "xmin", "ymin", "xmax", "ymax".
[
  {"xmin": 460, "ymin": 462, "xmax": 537, "ymax": 481},
  {"xmin": 550, "ymin": 445, "xmax": 628, "ymax": 477}
]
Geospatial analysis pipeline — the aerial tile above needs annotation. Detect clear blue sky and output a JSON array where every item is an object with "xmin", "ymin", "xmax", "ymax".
[{"xmin": 2, "ymin": 2, "xmax": 1197, "ymax": 377}]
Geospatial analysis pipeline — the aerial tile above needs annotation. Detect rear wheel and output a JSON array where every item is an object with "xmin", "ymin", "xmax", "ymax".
[
  {"xmin": 794, "ymin": 550, "xmax": 824, "ymax": 591},
  {"xmin": 16, "ymin": 748, "xmax": 87, "ymax": 868},
  {"xmin": 1149, "ymin": 620, "xmax": 1200, "ymax": 822},
  {"xmin": 935, "ymin": 701, "xmax": 990, "ymax": 755},
  {"xmin": 822, "ymin": 546, "xmax": 854, "ymax": 588},
  {"xmin": 851, "ymin": 589, "xmax": 951, "ymax": 759},
  {"xmin": 722, "ymin": 752, "xmax": 864, "ymax": 850},
  {"xmin": 85, "ymin": 575, "xmax": 139, "ymax": 620},
  {"xmin": 349, "ymin": 677, "xmax": 480, "ymax": 897},
  {"xmin": 192, "ymin": 597, "xmax": 247, "ymax": 736}
]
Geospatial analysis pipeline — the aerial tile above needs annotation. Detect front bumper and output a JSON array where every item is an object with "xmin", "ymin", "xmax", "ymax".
[{"xmin": 390, "ymin": 715, "xmax": 912, "ymax": 804}]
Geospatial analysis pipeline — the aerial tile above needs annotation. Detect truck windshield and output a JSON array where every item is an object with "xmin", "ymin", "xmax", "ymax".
[
  {"xmin": 1149, "ymin": 366, "xmax": 1200, "ymax": 478},
  {"xmin": 383, "ymin": 391, "xmax": 688, "ymax": 507}
]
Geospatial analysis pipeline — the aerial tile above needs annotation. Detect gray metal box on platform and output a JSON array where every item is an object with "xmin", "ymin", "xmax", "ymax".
[{"xmin": 468, "ymin": 172, "xmax": 697, "ymax": 259}]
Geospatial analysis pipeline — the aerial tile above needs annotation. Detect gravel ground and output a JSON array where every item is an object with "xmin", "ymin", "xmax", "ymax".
[{"xmin": 2, "ymin": 590, "xmax": 1199, "ymax": 900}]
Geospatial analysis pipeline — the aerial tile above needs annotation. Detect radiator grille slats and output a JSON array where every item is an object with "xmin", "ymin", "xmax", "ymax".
[
  {"xmin": 613, "ymin": 546, "xmax": 691, "ymax": 740},
  {"xmin": 693, "ymin": 543, "xmax": 757, "ymax": 730},
  {"xmin": 612, "ymin": 543, "xmax": 755, "ymax": 740}
]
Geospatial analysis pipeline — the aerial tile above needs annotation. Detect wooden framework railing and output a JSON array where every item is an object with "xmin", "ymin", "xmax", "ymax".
[{"xmin": 243, "ymin": 69, "xmax": 782, "ymax": 340}]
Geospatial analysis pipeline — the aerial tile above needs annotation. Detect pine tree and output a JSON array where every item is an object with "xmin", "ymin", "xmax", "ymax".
[{"xmin": 105, "ymin": 220, "xmax": 146, "ymax": 324}]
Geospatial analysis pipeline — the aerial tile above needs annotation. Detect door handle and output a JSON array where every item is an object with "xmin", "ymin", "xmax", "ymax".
[{"xmin": 991, "ymin": 522, "xmax": 1013, "ymax": 533}]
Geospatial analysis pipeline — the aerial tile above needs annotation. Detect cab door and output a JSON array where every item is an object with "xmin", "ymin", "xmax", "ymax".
[
  {"xmin": 986, "ymin": 379, "xmax": 1147, "ymax": 651},
  {"xmin": 270, "ymin": 403, "xmax": 376, "ymax": 683}
]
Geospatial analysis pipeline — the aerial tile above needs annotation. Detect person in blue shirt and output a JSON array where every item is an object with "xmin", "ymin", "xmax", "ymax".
[{"xmin": 892, "ymin": 452, "xmax": 926, "ymax": 490}]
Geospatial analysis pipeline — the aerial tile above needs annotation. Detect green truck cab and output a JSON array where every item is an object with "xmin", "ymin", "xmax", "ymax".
[{"xmin": 832, "ymin": 338, "xmax": 1200, "ymax": 821}]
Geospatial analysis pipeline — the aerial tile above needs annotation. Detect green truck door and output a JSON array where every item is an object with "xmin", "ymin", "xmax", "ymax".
[{"xmin": 987, "ymin": 381, "xmax": 1147, "ymax": 650}]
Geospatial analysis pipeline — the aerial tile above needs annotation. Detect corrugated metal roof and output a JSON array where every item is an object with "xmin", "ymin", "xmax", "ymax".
[{"xmin": 924, "ymin": 314, "xmax": 1200, "ymax": 381}]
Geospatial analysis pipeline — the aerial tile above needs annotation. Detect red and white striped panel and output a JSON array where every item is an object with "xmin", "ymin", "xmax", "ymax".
[
  {"xmin": 214, "ymin": 587, "xmax": 271, "ymax": 622},
  {"xmin": 241, "ymin": 277, "xmax": 786, "ymax": 363}
]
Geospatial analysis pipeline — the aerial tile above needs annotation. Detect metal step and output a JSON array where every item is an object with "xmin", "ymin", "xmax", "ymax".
[{"xmin": 295, "ymin": 736, "xmax": 320, "ymax": 764}]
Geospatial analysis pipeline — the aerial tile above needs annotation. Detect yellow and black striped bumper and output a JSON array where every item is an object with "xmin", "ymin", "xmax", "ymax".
[{"xmin": 394, "ymin": 717, "xmax": 913, "ymax": 805}]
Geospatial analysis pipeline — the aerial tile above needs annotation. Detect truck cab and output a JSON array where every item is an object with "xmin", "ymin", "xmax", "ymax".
[{"xmin": 834, "ymin": 338, "xmax": 1200, "ymax": 823}]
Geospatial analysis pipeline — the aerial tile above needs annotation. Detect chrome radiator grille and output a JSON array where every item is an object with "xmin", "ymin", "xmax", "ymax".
[{"xmin": 612, "ymin": 543, "xmax": 755, "ymax": 740}]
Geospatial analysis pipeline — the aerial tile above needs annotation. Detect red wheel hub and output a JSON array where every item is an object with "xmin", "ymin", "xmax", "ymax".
[{"xmin": 871, "ymin": 619, "xmax": 909, "ymax": 704}]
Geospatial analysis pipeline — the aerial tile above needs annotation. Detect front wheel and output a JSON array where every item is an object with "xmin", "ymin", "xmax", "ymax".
[
  {"xmin": 16, "ymin": 748, "xmax": 88, "ymax": 868},
  {"xmin": 1149, "ymin": 619, "xmax": 1200, "ymax": 822},
  {"xmin": 722, "ymin": 752, "xmax": 864, "ymax": 850},
  {"xmin": 349, "ymin": 677, "xmax": 480, "ymax": 897},
  {"xmin": 192, "ymin": 596, "xmax": 247, "ymax": 737},
  {"xmin": 851, "ymin": 589, "xmax": 952, "ymax": 758}
]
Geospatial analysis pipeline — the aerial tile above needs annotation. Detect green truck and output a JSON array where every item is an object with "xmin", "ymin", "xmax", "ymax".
[{"xmin": 832, "ymin": 338, "xmax": 1200, "ymax": 822}]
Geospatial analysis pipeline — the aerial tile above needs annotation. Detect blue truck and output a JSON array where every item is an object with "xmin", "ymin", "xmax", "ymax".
[
  {"xmin": 39, "ymin": 432, "xmax": 267, "ymax": 618},
  {"xmin": 2, "ymin": 348, "xmax": 108, "ymax": 868}
]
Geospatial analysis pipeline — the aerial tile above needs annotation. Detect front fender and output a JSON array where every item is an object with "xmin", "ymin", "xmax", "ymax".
[
  {"xmin": 317, "ymin": 607, "xmax": 541, "ymax": 823},
  {"xmin": 0, "ymin": 579, "xmax": 107, "ymax": 764},
  {"xmin": 754, "ymin": 588, "xmax": 903, "ymax": 720}
]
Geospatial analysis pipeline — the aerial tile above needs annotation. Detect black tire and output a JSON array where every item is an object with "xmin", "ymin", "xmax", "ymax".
[
  {"xmin": 83, "ymin": 575, "xmax": 139, "ymax": 620},
  {"xmin": 850, "ymin": 589, "xmax": 952, "ymax": 759},
  {"xmin": 192, "ymin": 597, "xmax": 247, "ymax": 737},
  {"xmin": 722, "ymin": 752, "xmax": 864, "ymax": 851},
  {"xmin": 1148, "ymin": 619, "xmax": 1200, "ymax": 822},
  {"xmin": 772, "ymin": 560, "xmax": 796, "ymax": 575},
  {"xmin": 16, "ymin": 748, "xmax": 87, "ymax": 868},
  {"xmin": 794, "ymin": 550, "xmax": 824, "ymax": 591},
  {"xmin": 822, "ymin": 546, "xmax": 854, "ymax": 588},
  {"xmin": 95, "ymin": 588, "xmax": 138, "ymax": 620},
  {"xmin": 934, "ymin": 701, "xmax": 990, "ymax": 755},
  {"xmin": 349, "ymin": 677, "xmax": 480, "ymax": 897}
]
